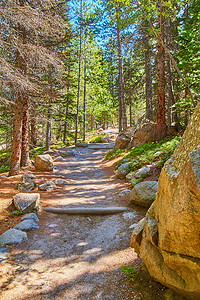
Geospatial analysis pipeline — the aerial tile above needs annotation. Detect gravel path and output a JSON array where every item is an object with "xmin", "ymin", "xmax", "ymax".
[{"xmin": 0, "ymin": 145, "xmax": 145, "ymax": 300}]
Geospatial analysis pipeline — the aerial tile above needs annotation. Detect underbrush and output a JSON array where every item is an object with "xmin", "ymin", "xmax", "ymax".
[
  {"xmin": 105, "ymin": 136, "xmax": 181, "ymax": 172},
  {"xmin": 0, "ymin": 149, "xmax": 11, "ymax": 173}
]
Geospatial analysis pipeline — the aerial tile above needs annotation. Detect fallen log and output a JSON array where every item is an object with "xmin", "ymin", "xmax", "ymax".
[{"xmin": 43, "ymin": 206, "xmax": 129, "ymax": 215}]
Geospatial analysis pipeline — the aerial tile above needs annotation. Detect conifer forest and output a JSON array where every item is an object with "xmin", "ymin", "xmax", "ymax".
[{"xmin": 0, "ymin": 0, "xmax": 199, "ymax": 175}]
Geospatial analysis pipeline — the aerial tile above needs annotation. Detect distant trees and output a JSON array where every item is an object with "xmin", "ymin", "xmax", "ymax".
[
  {"xmin": 0, "ymin": 0, "xmax": 71, "ymax": 175},
  {"xmin": 0, "ymin": 0, "xmax": 199, "ymax": 175}
]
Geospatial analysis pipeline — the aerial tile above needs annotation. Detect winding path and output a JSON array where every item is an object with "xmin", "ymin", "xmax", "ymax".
[{"xmin": 0, "ymin": 144, "xmax": 145, "ymax": 299}]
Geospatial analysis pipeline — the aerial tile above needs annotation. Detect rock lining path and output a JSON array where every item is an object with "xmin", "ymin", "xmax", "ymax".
[{"xmin": 0, "ymin": 144, "xmax": 146, "ymax": 300}]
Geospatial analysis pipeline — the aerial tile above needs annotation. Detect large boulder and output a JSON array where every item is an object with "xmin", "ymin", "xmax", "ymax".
[
  {"xmin": 129, "ymin": 181, "xmax": 158, "ymax": 208},
  {"xmin": 131, "ymin": 101, "xmax": 200, "ymax": 299},
  {"xmin": 18, "ymin": 172, "xmax": 36, "ymax": 192},
  {"xmin": 13, "ymin": 193, "xmax": 40, "ymax": 213},
  {"xmin": 129, "ymin": 122, "xmax": 157, "ymax": 148},
  {"xmin": 114, "ymin": 127, "xmax": 136, "ymax": 150},
  {"xmin": 34, "ymin": 154, "xmax": 53, "ymax": 171}
]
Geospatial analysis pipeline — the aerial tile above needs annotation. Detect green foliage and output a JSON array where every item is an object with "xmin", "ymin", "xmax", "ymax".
[
  {"xmin": 50, "ymin": 141, "xmax": 68, "ymax": 150},
  {"xmin": 29, "ymin": 147, "xmax": 46, "ymax": 159},
  {"xmin": 104, "ymin": 148, "xmax": 126, "ymax": 160},
  {"xmin": 0, "ymin": 149, "xmax": 11, "ymax": 173},
  {"xmin": 116, "ymin": 136, "xmax": 181, "ymax": 173},
  {"xmin": 12, "ymin": 210, "xmax": 24, "ymax": 216},
  {"xmin": 130, "ymin": 178, "xmax": 142, "ymax": 187},
  {"xmin": 122, "ymin": 264, "xmax": 137, "ymax": 281}
]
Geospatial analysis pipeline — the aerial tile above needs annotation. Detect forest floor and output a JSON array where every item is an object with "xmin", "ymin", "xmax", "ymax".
[{"xmin": 0, "ymin": 143, "xmax": 166, "ymax": 300}]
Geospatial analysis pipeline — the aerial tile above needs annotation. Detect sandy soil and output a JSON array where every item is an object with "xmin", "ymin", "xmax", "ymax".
[{"xmin": 0, "ymin": 144, "xmax": 165, "ymax": 299}]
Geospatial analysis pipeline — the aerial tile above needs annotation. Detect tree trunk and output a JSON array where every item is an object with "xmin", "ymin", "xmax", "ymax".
[
  {"xmin": 143, "ymin": 21, "xmax": 153, "ymax": 121},
  {"xmin": 91, "ymin": 113, "xmax": 94, "ymax": 130},
  {"xmin": 116, "ymin": 6, "xmax": 127, "ymax": 132},
  {"xmin": 156, "ymin": 3, "xmax": 166, "ymax": 138},
  {"xmin": 30, "ymin": 102, "xmax": 37, "ymax": 147},
  {"xmin": 63, "ymin": 103, "xmax": 69, "ymax": 143},
  {"xmin": 21, "ymin": 97, "xmax": 30, "ymax": 167},
  {"xmin": 46, "ymin": 100, "xmax": 52, "ymax": 151},
  {"xmin": 164, "ymin": 18, "xmax": 175, "ymax": 128},
  {"xmin": 75, "ymin": 0, "xmax": 83, "ymax": 144},
  {"xmin": 9, "ymin": 93, "xmax": 23, "ymax": 176},
  {"xmin": 9, "ymin": 4, "xmax": 28, "ymax": 175},
  {"xmin": 83, "ymin": 59, "xmax": 86, "ymax": 141}
]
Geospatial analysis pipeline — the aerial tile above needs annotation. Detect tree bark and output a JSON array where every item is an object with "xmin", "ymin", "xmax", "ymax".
[
  {"xmin": 9, "ymin": 93, "xmax": 23, "ymax": 176},
  {"xmin": 46, "ymin": 100, "xmax": 52, "ymax": 151},
  {"xmin": 143, "ymin": 21, "xmax": 153, "ymax": 121},
  {"xmin": 21, "ymin": 96, "xmax": 30, "ymax": 167},
  {"xmin": 116, "ymin": 6, "xmax": 127, "ymax": 132},
  {"xmin": 75, "ymin": 0, "xmax": 83, "ymax": 144},
  {"xmin": 30, "ymin": 102, "xmax": 37, "ymax": 147},
  {"xmin": 63, "ymin": 102, "xmax": 69, "ymax": 143},
  {"xmin": 9, "ymin": 1, "xmax": 28, "ymax": 175},
  {"xmin": 83, "ymin": 58, "xmax": 86, "ymax": 141},
  {"xmin": 156, "ymin": 3, "xmax": 166, "ymax": 138}
]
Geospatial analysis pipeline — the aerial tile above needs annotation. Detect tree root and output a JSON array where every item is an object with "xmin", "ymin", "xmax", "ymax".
[{"xmin": 43, "ymin": 206, "xmax": 129, "ymax": 215}]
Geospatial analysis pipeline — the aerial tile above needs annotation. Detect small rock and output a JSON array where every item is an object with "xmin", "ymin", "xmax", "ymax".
[
  {"xmin": 15, "ymin": 219, "xmax": 39, "ymax": 231},
  {"xmin": 13, "ymin": 193, "xmax": 40, "ymax": 213},
  {"xmin": 119, "ymin": 189, "xmax": 131, "ymax": 197},
  {"xmin": 0, "ymin": 229, "xmax": 27, "ymax": 246},
  {"xmin": 153, "ymin": 151, "xmax": 163, "ymax": 158},
  {"xmin": 0, "ymin": 247, "xmax": 10, "ymax": 263},
  {"xmin": 129, "ymin": 224, "xmax": 137, "ymax": 229},
  {"xmin": 121, "ymin": 158, "xmax": 129, "ymax": 163},
  {"xmin": 134, "ymin": 166, "xmax": 151, "ymax": 179},
  {"xmin": 39, "ymin": 181, "xmax": 56, "ymax": 191},
  {"xmin": 66, "ymin": 149, "xmax": 79, "ymax": 156},
  {"xmin": 53, "ymin": 156, "xmax": 64, "ymax": 162},
  {"xmin": 123, "ymin": 212, "xmax": 137, "ymax": 219},
  {"xmin": 34, "ymin": 154, "xmax": 53, "ymax": 171},
  {"xmin": 21, "ymin": 213, "xmax": 39, "ymax": 222},
  {"xmin": 126, "ymin": 172, "xmax": 135, "ymax": 180},
  {"xmin": 101, "ymin": 137, "xmax": 110, "ymax": 143},
  {"xmin": 52, "ymin": 178, "xmax": 68, "ymax": 185},
  {"xmin": 48, "ymin": 224, "xmax": 58, "ymax": 228},
  {"xmin": 115, "ymin": 162, "xmax": 131, "ymax": 179},
  {"xmin": 75, "ymin": 142, "xmax": 88, "ymax": 148},
  {"xmin": 18, "ymin": 172, "xmax": 36, "ymax": 193}
]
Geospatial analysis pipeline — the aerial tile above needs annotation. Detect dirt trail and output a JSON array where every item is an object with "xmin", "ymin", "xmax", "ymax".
[{"xmin": 0, "ymin": 145, "xmax": 148, "ymax": 299}]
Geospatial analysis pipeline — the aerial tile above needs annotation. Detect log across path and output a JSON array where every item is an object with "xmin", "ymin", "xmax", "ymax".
[{"xmin": 0, "ymin": 144, "xmax": 145, "ymax": 299}]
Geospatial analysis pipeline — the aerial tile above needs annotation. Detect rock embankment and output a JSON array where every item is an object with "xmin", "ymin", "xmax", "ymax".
[{"xmin": 131, "ymin": 101, "xmax": 200, "ymax": 299}]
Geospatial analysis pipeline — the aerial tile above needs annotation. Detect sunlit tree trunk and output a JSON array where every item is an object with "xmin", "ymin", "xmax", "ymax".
[
  {"xmin": 143, "ymin": 21, "xmax": 153, "ymax": 121},
  {"xmin": 83, "ymin": 59, "xmax": 87, "ymax": 141},
  {"xmin": 75, "ymin": 0, "xmax": 83, "ymax": 144},
  {"xmin": 46, "ymin": 99, "xmax": 52, "ymax": 151},
  {"xmin": 116, "ymin": 6, "xmax": 127, "ymax": 132},
  {"xmin": 63, "ymin": 102, "xmax": 69, "ymax": 143}
]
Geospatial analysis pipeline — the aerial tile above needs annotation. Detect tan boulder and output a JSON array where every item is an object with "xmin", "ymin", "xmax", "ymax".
[
  {"xmin": 114, "ymin": 127, "xmax": 136, "ymax": 150},
  {"xmin": 129, "ymin": 122, "xmax": 157, "ymax": 148},
  {"xmin": 34, "ymin": 154, "xmax": 53, "ymax": 171},
  {"xmin": 131, "ymin": 101, "xmax": 200, "ymax": 299}
]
